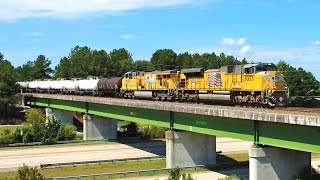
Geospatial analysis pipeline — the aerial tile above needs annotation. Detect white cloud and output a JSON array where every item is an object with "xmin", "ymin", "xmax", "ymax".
[
  {"xmin": 313, "ymin": 40, "xmax": 320, "ymax": 45},
  {"xmin": 221, "ymin": 38, "xmax": 235, "ymax": 46},
  {"xmin": 24, "ymin": 32, "xmax": 45, "ymax": 37},
  {"xmin": 121, "ymin": 34, "xmax": 136, "ymax": 40},
  {"xmin": 0, "ymin": 0, "xmax": 212, "ymax": 21},
  {"xmin": 221, "ymin": 37, "xmax": 246, "ymax": 46},
  {"xmin": 238, "ymin": 45, "xmax": 251, "ymax": 54},
  {"xmin": 236, "ymin": 37, "xmax": 246, "ymax": 46}
]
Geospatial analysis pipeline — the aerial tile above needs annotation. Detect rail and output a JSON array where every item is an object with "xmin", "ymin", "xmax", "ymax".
[
  {"xmin": 47, "ymin": 165, "xmax": 205, "ymax": 180},
  {"xmin": 41, "ymin": 156, "xmax": 165, "ymax": 168}
]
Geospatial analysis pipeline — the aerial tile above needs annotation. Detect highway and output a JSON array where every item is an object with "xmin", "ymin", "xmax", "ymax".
[
  {"xmin": 0, "ymin": 137, "xmax": 251, "ymax": 172},
  {"xmin": 0, "ymin": 137, "xmax": 318, "ymax": 179}
]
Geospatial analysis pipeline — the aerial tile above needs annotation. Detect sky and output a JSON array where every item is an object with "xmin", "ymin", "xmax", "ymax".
[{"xmin": 0, "ymin": 0, "xmax": 319, "ymax": 79}]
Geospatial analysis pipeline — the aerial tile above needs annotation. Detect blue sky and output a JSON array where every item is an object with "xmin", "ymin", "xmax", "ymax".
[{"xmin": 0, "ymin": 0, "xmax": 319, "ymax": 79}]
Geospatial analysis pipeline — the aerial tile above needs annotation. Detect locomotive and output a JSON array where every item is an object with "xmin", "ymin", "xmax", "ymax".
[{"xmin": 17, "ymin": 63, "xmax": 288, "ymax": 107}]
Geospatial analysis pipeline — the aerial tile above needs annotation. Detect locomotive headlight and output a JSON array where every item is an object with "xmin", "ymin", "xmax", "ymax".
[{"xmin": 273, "ymin": 86, "xmax": 277, "ymax": 89}]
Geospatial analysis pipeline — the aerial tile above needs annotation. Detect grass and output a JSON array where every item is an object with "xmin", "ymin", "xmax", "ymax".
[
  {"xmin": 0, "ymin": 159, "xmax": 166, "ymax": 179},
  {"xmin": 0, "ymin": 125, "xmax": 22, "ymax": 132},
  {"xmin": 0, "ymin": 159, "xmax": 208, "ymax": 180}
]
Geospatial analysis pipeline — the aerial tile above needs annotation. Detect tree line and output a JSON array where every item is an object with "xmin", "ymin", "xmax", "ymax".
[{"xmin": 0, "ymin": 45, "xmax": 319, "ymax": 120}]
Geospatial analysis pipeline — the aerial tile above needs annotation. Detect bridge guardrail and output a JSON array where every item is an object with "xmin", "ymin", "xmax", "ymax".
[
  {"xmin": 47, "ymin": 165, "xmax": 205, "ymax": 180},
  {"xmin": 40, "ymin": 156, "xmax": 165, "ymax": 168}
]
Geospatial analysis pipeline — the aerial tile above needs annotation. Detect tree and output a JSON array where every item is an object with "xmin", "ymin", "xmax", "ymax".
[
  {"xmin": 16, "ymin": 55, "xmax": 53, "ymax": 81},
  {"xmin": 108, "ymin": 48, "xmax": 133, "ymax": 77},
  {"xmin": 132, "ymin": 60, "xmax": 154, "ymax": 72},
  {"xmin": 54, "ymin": 57, "xmax": 72, "ymax": 78},
  {"xmin": 176, "ymin": 52, "xmax": 193, "ymax": 69},
  {"xmin": 0, "ymin": 55, "xmax": 19, "ymax": 120},
  {"xmin": 277, "ymin": 60, "xmax": 320, "ymax": 107},
  {"xmin": 151, "ymin": 49, "xmax": 177, "ymax": 70},
  {"xmin": 55, "ymin": 46, "xmax": 110, "ymax": 78}
]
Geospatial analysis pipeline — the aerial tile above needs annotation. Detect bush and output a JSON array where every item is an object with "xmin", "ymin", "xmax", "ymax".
[
  {"xmin": 168, "ymin": 167, "xmax": 194, "ymax": 180},
  {"xmin": 12, "ymin": 128, "xmax": 23, "ymax": 143},
  {"xmin": 22, "ymin": 125, "xmax": 33, "ymax": 143},
  {"xmin": 139, "ymin": 125, "xmax": 167, "ymax": 139},
  {"xmin": 17, "ymin": 163, "xmax": 44, "ymax": 180},
  {"xmin": 42, "ymin": 117, "xmax": 61, "ymax": 145},
  {"xmin": 57, "ymin": 124, "xmax": 77, "ymax": 141},
  {"xmin": 25, "ymin": 109, "xmax": 46, "ymax": 142},
  {"xmin": 0, "ymin": 128, "xmax": 15, "ymax": 144}
]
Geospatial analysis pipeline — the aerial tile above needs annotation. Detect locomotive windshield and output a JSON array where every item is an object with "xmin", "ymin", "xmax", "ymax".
[{"xmin": 256, "ymin": 64, "xmax": 277, "ymax": 72}]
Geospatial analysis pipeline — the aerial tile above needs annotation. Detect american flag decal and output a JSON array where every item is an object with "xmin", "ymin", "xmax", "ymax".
[{"xmin": 207, "ymin": 73, "xmax": 223, "ymax": 87}]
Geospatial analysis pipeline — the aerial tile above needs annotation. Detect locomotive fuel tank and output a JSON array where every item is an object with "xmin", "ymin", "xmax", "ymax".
[{"xmin": 133, "ymin": 91, "xmax": 153, "ymax": 99}]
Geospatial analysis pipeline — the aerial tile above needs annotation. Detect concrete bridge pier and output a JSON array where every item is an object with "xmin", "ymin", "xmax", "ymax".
[
  {"xmin": 166, "ymin": 131, "xmax": 216, "ymax": 168},
  {"xmin": 45, "ymin": 108, "xmax": 74, "ymax": 124},
  {"xmin": 83, "ymin": 114, "xmax": 117, "ymax": 140},
  {"xmin": 249, "ymin": 146, "xmax": 311, "ymax": 180}
]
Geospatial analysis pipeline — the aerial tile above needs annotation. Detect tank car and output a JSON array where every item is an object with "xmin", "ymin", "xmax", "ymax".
[
  {"xmin": 63, "ymin": 78, "xmax": 80, "ymax": 94},
  {"xmin": 16, "ymin": 81, "xmax": 30, "ymax": 92},
  {"xmin": 97, "ymin": 77, "xmax": 122, "ymax": 97},
  {"xmin": 78, "ymin": 76, "xmax": 99, "ymax": 95},
  {"xmin": 50, "ymin": 78, "xmax": 67, "ymax": 93},
  {"xmin": 27, "ymin": 80, "xmax": 41, "ymax": 92},
  {"xmin": 38, "ymin": 79, "xmax": 53, "ymax": 93}
]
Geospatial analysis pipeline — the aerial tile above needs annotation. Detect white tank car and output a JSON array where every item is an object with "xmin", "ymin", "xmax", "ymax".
[
  {"xmin": 28, "ymin": 80, "xmax": 41, "ymax": 92},
  {"xmin": 16, "ymin": 81, "xmax": 30, "ymax": 90},
  {"xmin": 63, "ymin": 78, "xmax": 80, "ymax": 94},
  {"xmin": 78, "ymin": 76, "xmax": 99, "ymax": 94},
  {"xmin": 50, "ymin": 78, "xmax": 67, "ymax": 92},
  {"xmin": 38, "ymin": 79, "xmax": 53, "ymax": 92}
]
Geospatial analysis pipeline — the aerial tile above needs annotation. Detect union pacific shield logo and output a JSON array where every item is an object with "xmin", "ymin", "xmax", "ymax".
[{"xmin": 207, "ymin": 73, "xmax": 223, "ymax": 87}]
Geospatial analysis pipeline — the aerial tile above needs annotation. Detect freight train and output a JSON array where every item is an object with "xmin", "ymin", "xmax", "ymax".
[{"xmin": 17, "ymin": 63, "xmax": 288, "ymax": 107}]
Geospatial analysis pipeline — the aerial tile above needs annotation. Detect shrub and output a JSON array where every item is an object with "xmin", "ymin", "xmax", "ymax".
[
  {"xmin": 17, "ymin": 163, "xmax": 44, "ymax": 180},
  {"xmin": 139, "ymin": 125, "xmax": 167, "ymax": 139},
  {"xmin": 57, "ymin": 124, "xmax": 77, "ymax": 141},
  {"xmin": 42, "ymin": 117, "xmax": 61, "ymax": 145},
  {"xmin": 22, "ymin": 125, "xmax": 33, "ymax": 143},
  {"xmin": 25, "ymin": 109, "xmax": 46, "ymax": 142},
  {"xmin": 12, "ymin": 127, "xmax": 23, "ymax": 143},
  {"xmin": 0, "ymin": 128, "xmax": 15, "ymax": 144},
  {"xmin": 168, "ymin": 167, "xmax": 194, "ymax": 180}
]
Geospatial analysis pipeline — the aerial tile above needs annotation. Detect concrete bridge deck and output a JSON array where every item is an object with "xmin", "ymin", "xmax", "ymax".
[{"xmin": 23, "ymin": 93, "xmax": 320, "ymax": 127}]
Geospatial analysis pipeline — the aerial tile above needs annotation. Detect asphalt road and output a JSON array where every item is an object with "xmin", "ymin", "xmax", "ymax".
[
  {"xmin": 0, "ymin": 137, "xmax": 251, "ymax": 172},
  {"xmin": 0, "ymin": 137, "xmax": 318, "ymax": 180}
]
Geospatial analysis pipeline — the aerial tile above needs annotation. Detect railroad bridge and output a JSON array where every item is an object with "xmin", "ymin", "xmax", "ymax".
[{"xmin": 23, "ymin": 93, "xmax": 320, "ymax": 180}]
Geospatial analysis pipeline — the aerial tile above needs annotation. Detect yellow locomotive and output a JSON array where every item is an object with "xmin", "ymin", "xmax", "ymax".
[{"xmin": 121, "ymin": 63, "xmax": 288, "ymax": 106}]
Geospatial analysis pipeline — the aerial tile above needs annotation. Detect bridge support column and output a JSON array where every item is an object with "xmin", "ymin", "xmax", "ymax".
[
  {"xmin": 166, "ymin": 131, "xmax": 216, "ymax": 168},
  {"xmin": 83, "ymin": 114, "xmax": 117, "ymax": 140},
  {"xmin": 249, "ymin": 146, "xmax": 311, "ymax": 180},
  {"xmin": 45, "ymin": 108, "xmax": 74, "ymax": 124}
]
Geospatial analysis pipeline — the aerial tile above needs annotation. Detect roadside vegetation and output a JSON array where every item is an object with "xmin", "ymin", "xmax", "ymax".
[{"xmin": 0, "ymin": 108, "xmax": 77, "ymax": 145}]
